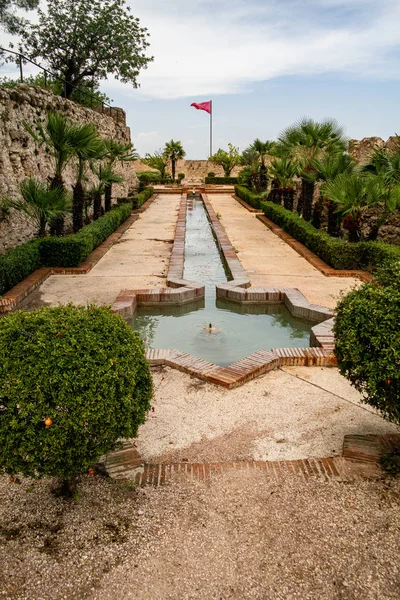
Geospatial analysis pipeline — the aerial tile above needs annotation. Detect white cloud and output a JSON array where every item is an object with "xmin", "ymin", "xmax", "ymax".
[
  {"xmin": 132, "ymin": 130, "xmax": 165, "ymax": 155},
  {"xmin": 119, "ymin": 0, "xmax": 400, "ymax": 99}
]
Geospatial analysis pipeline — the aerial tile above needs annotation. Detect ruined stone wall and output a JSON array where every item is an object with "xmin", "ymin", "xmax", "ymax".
[
  {"xmin": 174, "ymin": 159, "xmax": 241, "ymax": 183},
  {"xmin": 348, "ymin": 135, "xmax": 400, "ymax": 164},
  {"xmin": 0, "ymin": 84, "xmax": 139, "ymax": 252}
]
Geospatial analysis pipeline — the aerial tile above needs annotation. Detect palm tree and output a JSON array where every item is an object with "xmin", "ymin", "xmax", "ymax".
[
  {"xmin": 323, "ymin": 173, "xmax": 369, "ymax": 242},
  {"xmin": 163, "ymin": 140, "xmax": 186, "ymax": 180},
  {"xmin": 70, "ymin": 124, "xmax": 105, "ymax": 232},
  {"xmin": 278, "ymin": 118, "xmax": 348, "ymax": 221},
  {"xmin": 250, "ymin": 139, "xmax": 275, "ymax": 191},
  {"xmin": 2, "ymin": 178, "xmax": 70, "ymax": 237},
  {"xmin": 24, "ymin": 111, "xmax": 76, "ymax": 235},
  {"xmin": 240, "ymin": 146, "xmax": 260, "ymax": 190},
  {"xmin": 90, "ymin": 164, "xmax": 123, "ymax": 220},
  {"xmin": 311, "ymin": 153, "xmax": 355, "ymax": 233},
  {"xmin": 269, "ymin": 158, "xmax": 299, "ymax": 210},
  {"xmin": 103, "ymin": 139, "xmax": 138, "ymax": 212}
]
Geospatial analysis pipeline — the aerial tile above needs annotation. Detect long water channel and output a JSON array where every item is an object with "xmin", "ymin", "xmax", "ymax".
[{"xmin": 132, "ymin": 195, "xmax": 312, "ymax": 366}]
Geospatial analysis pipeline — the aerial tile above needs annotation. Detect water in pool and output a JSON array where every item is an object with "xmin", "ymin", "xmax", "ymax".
[{"xmin": 132, "ymin": 196, "xmax": 312, "ymax": 366}]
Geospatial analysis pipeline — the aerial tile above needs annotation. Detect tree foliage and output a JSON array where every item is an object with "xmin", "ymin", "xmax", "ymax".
[
  {"xmin": 334, "ymin": 262, "xmax": 400, "ymax": 425},
  {"xmin": 142, "ymin": 150, "xmax": 168, "ymax": 179},
  {"xmin": 210, "ymin": 143, "xmax": 241, "ymax": 177},
  {"xmin": 19, "ymin": 0, "xmax": 153, "ymax": 97},
  {"xmin": 0, "ymin": 305, "xmax": 153, "ymax": 486},
  {"xmin": 0, "ymin": 0, "xmax": 38, "ymax": 33}
]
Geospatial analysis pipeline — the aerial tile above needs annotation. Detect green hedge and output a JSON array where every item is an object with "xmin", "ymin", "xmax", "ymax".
[
  {"xmin": 234, "ymin": 185, "xmax": 262, "ymax": 209},
  {"xmin": 205, "ymin": 176, "xmax": 239, "ymax": 185},
  {"xmin": 40, "ymin": 202, "xmax": 132, "ymax": 268},
  {"xmin": 0, "ymin": 240, "xmax": 41, "ymax": 296},
  {"xmin": 131, "ymin": 186, "xmax": 154, "ymax": 210},
  {"xmin": 261, "ymin": 200, "xmax": 400, "ymax": 271}
]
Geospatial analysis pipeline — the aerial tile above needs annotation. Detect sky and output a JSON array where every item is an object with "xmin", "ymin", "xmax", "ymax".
[{"xmin": 2, "ymin": 0, "xmax": 400, "ymax": 158}]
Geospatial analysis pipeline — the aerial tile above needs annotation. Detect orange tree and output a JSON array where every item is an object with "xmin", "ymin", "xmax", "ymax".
[{"xmin": 0, "ymin": 304, "xmax": 153, "ymax": 494}]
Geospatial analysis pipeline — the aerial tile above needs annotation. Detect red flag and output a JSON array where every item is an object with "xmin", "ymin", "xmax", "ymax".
[{"xmin": 190, "ymin": 101, "xmax": 211, "ymax": 114}]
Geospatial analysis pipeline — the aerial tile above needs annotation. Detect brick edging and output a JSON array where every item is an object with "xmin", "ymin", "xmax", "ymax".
[
  {"xmin": 256, "ymin": 214, "xmax": 372, "ymax": 282},
  {"xmin": 103, "ymin": 441, "xmax": 383, "ymax": 484},
  {"xmin": 0, "ymin": 196, "xmax": 158, "ymax": 314}
]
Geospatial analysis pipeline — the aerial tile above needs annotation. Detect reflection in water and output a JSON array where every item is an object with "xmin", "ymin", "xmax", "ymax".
[{"xmin": 131, "ymin": 196, "xmax": 312, "ymax": 366}]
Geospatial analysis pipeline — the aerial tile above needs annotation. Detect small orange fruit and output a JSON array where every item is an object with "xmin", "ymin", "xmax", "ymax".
[
  {"xmin": 44, "ymin": 417, "xmax": 53, "ymax": 428},
  {"xmin": 88, "ymin": 469, "xmax": 95, "ymax": 477}
]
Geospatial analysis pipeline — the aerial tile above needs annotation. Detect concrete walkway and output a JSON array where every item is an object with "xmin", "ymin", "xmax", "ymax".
[
  {"xmin": 207, "ymin": 194, "xmax": 360, "ymax": 309},
  {"xmin": 20, "ymin": 194, "xmax": 181, "ymax": 309}
]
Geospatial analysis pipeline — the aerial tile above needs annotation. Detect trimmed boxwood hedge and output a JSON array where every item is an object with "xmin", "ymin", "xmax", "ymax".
[
  {"xmin": 131, "ymin": 186, "xmax": 154, "ymax": 209},
  {"xmin": 205, "ymin": 176, "xmax": 239, "ymax": 185},
  {"xmin": 40, "ymin": 202, "xmax": 132, "ymax": 267},
  {"xmin": 261, "ymin": 200, "xmax": 400, "ymax": 271},
  {"xmin": 0, "ymin": 240, "xmax": 41, "ymax": 296},
  {"xmin": 234, "ymin": 185, "xmax": 263, "ymax": 209}
]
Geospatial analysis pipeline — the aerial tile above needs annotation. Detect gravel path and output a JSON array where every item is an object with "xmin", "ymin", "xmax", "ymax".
[
  {"xmin": 137, "ymin": 366, "xmax": 398, "ymax": 464},
  {"xmin": 1, "ymin": 471, "xmax": 399, "ymax": 600}
]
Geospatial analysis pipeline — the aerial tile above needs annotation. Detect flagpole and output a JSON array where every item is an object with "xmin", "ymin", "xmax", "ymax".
[{"xmin": 210, "ymin": 100, "xmax": 212, "ymax": 158}]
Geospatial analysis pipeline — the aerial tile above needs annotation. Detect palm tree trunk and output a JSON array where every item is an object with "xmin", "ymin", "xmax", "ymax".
[
  {"xmin": 312, "ymin": 197, "xmax": 324, "ymax": 229},
  {"xmin": 326, "ymin": 200, "xmax": 340, "ymax": 237},
  {"xmin": 283, "ymin": 187, "xmax": 295, "ymax": 211},
  {"xmin": 259, "ymin": 164, "xmax": 268, "ymax": 191},
  {"xmin": 171, "ymin": 159, "xmax": 176, "ymax": 180},
  {"xmin": 302, "ymin": 179, "xmax": 314, "ymax": 221},
  {"xmin": 93, "ymin": 191, "xmax": 102, "ymax": 220},
  {"xmin": 73, "ymin": 182, "xmax": 85, "ymax": 233},
  {"xmin": 104, "ymin": 184, "xmax": 112, "ymax": 212},
  {"xmin": 49, "ymin": 174, "xmax": 65, "ymax": 236}
]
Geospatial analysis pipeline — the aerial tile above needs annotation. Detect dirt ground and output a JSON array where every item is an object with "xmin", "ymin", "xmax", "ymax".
[{"xmin": 0, "ymin": 470, "xmax": 399, "ymax": 600}]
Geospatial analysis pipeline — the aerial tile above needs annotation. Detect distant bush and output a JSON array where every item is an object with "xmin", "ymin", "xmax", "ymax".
[
  {"xmin": 0, "ymin": 305, "xmax": 153, "ymax": 489},
  {"xmin": 0, "ymin": 240, "xmax": 41, "ymax": 296},
  {"xmin": 334, "ymin": 262, "xmax": 400, "ymax": 424},
  {"xmin": 177, "ymin": 172, "xmax": 185, "ymax": 182},
  {"xmin": 205, "ymin": 176, "xmax": 238, "ymax": 184},
  {"xmin": 207, "ymin": 172, "xmax": 216, "ymax": 178},
  {"xmin": 137, "ymin": 171, "xmax": 161, "ymax": 191},
  {"xmin": 40, "ymin": 202, "xmax": 132, "ymax": 267},
  {"xmin": 234, "ymin": 185, "xmax": 263, "ymax": 209},
  {"xmin": 261, "ymin": 200, "xmax": 400, "ymax": 271}
]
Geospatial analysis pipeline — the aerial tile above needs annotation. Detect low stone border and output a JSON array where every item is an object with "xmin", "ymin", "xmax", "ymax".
[
  {"xmin": 103, "ymin": 441, "xmax": 382, "ymax": 484},
  {"xmin": 256, "ymin": 214, "xmax": 372, "ymax": 282}
]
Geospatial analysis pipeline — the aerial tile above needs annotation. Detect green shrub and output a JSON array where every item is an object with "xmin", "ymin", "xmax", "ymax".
[
  {"xmin": 207, "ymin": 172, "xmax": 216, "ymax": 178},
  {"xmin": 334, "ymin": 264, "xmax": 400, "ymax": 424},
  {"xmin": 177, "ymin": 172, "xmax": 185, "ymax": 182},
  {"xmin": 137, "ymin": 171, "xmax": 161, "ymax": 191},
  {"xmin": 131, "ymin": 186, "xmax": 154, "ymax": 210},
  {"xmin": 40, "ymin": 202, "xmax": 132, "ymax": 267},
  {"xmin": 0, "ymin": 240, "xmax": 41, "ymax": 296},
  {"xmin": 261, "ymin": 200, "xmax": 400, "ymax": 270},
  {"xmin": 0, "ymin": 305, "xmax": 153, "ymax": 484},
  {"xmin": 205, "ymin": 176, "xmax": 239, "ymax": 184},
  {"xmin": 234, "ymin": 185, "xmax": 262, "ymax": 209}
]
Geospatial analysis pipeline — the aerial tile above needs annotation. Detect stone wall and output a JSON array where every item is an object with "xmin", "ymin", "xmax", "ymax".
[
  {"xmin": 348, "ymin": 135, "xmax": 400, "ymax": 164},
  {"xmin": 0, "ymin": 84, "xmax": 139, "ymax": 252},
  {"xmin": 174, "ymin": 159, "xmax": 241, "ymax": 184}
]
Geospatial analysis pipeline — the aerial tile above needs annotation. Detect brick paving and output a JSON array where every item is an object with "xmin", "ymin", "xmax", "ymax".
[{"xmin": 103, "ymin": 438, "xmax": 387, "ymax": 485}]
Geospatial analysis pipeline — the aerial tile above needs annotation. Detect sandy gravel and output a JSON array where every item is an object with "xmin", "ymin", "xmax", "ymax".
[
  {"xmin": 1, "ymin": 471, "xmax": 399, "ymax": 600},
  {"xmin": 138, "ymin": 366, "xmax": 398, "ymax": 464}
]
